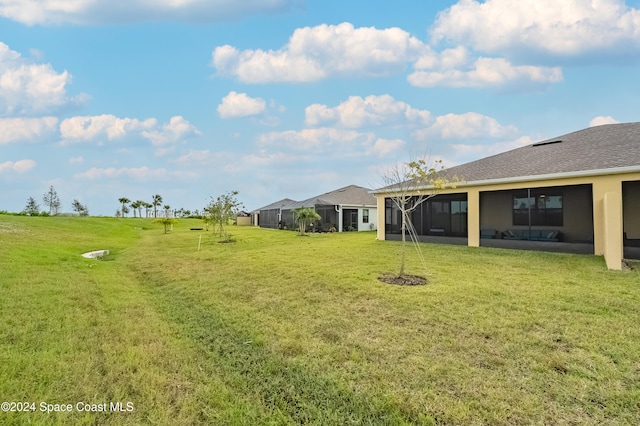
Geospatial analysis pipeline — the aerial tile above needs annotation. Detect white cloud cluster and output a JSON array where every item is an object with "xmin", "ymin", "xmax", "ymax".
[
  {"xmin": 257, "ymin": 127, "xmax": 405, "ymax": 159},
  {"xmin": 213, "ymin": 22, "xmax": 425, "ymax": 83},
  {"xmin": 74, "ymin": 166, "xmax": 171, "ymax": 180},
  {"xmin": 589, "ymin": 115, "xmax": 621, "ymax": 127},
  {"xmin": 141, "ymin": 115, "xmax": 201, "ymax": 146},
  {"xmin": 431, "ymin": 0, "xmax": 640, "ymax": 59},
  {"xmin": 450, "ymin": 136, "xmax": 533, "ymax": 160},
  {"xmin": 217, "ymin": 91, "xmax": 266, "ymax": 118},
  {"xmin": 59, "ymin": 114, "xmax": 156, "ymax": 142},
  {"xmin": 414, "ymin": 112, "xmax": 518, "ymax": 140},
  {"xmin": 408, "ymin": 56, "xmax": 563, "ymax": 89},
  {"xmin": 0, "ymin": 0, "xmax": 299, "ymax": 25},
  {"xmin": 212, "ymin": 22, "xmax": 565, "ymax": 90},
  {"xmin": 0, "ymin": 159, "xmax": 36, "ymax": 173},
  {"xmin": 0, "ymin": 116, "xmax": 58, "ymax": 144},
  {"xmin": 305, "ymin": 94, "xmax": 431, "ymax": 128},
  {"xmin": 0, "ymin": 42, "xmax": 84, "ymax": 115},
  {"xmin": 59, "ymin": 114, "xmax": 200, "ymax": 155},
  {"xmin": 258, "ymin": 127, "xmax": 373, "ymax": 153}
]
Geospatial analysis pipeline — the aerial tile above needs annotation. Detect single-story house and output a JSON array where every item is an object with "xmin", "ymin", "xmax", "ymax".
[
  {"xmin": 252, "ymin": 198, "xmax": 297, "ymax": 229},
  {"xmin": 372, "ymin": 122, "xmax": 640, "ymax": 270},
  {"xmin": 255, "ymin": 185, "xmax": 377, "ymax": 232}
]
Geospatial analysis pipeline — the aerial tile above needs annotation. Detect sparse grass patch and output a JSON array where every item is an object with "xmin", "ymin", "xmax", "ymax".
[{"xmin": 1, "ymin": 216, "xmax": 639, "ymax": 424}]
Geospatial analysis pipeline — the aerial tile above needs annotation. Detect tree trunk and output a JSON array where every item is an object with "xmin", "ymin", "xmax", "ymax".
[{"xmin": 400, "ymin": 209, "xmax": 407, "ymax": 276}]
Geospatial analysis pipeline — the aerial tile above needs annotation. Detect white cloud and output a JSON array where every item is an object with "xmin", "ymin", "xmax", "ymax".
[
  {"xmin": 413, "ymin": 112, "xmax": 518, "ymax": 140},
  {"xmin": 258, "ymin": 127, "xmax": 375, "ymax": 155},
  {"xmin": 74, "ymin": 166, "xmax": 171, "ymax": 180},
  {"xmin": 0, "ymin": 116, "xmax": 58, "ymax": 144},
  {"xmin": 431, "ymin": 0, "xmax": 640, "ymax": 59},
  {"xmin": 0, "ymin": 42, "xmax": 85, "ymax": 115},
  {"xmin": 212, "ymin": 22, "xmax": 565, "ymax": 90},
  {"xmin": 68, "ymin": 156, "xmax": 83, "ymax": 164},
  {"xmin": 174, "ymin": 149, "xmax": 231, "ymax": 165},
  {"xmin": 257, "ymin": 127, "xmax": 404, "ymax": 159},
  {"xmin": 241, "ymin": 151, "xmax": 302, "ymax": 167},
  {"xmin": 0, "ymin": 0, "xmax": 300, "ymax": 25},
  {"xmin": 141, "ymin": 115, "xmax": 201, "ymax": 146},
  {"xmin": 450, "ymin": 136, "xmax": 533, "ymax": 161},
  {"xmin": 212, "ymin": 22, "xmax": 426, "ymax": 83},
  {"xmin": 0, "ymin": 159, "xmax": 36, "ymax": 173},
  {"xmin": 589, "ymin": 115, "xmax": 621, "ymax": 127},
  {"xmin": 217, "ymin": 91, "xmax": 266, "ymax": 118},
  {"xmin": 59, "ymin": 114, "xmax": 199, "ymax": 155},
  {"xmin": 305, "ymin": 94, "xmax": 431, "ymax": 128},
  {"xmin": 59, "ymin": 114, "xmax": 156, "ymax": 143},
  {"xmin": 370, "ymin": 138, "xmax": 406, "ymax": 157},
  {"xmin": 408, "ymin": 56, "xmax": 563, "ymax": 89}
]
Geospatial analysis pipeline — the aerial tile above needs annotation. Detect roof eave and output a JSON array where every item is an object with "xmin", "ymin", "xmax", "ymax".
[{"xmin": 372, "ymin": 165, "xmax": 640, "ymax": 195}]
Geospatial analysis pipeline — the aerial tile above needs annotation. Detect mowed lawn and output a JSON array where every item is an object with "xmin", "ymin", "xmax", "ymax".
[{"xmin": 1, "ymin": 215, "xmax": 639, "ymax": 425}]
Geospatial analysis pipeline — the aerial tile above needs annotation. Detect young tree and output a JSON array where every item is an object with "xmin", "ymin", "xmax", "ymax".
[
  {"xmin": 154, "ymin": 217, "xmax": 177, "ymax": 234},
  {"xmin": 293, "ymin": 207, "xmax": 321, "ymax": 236},
  {"xmin": 380, "ymin": 158, "xmax": 458, "ymax": 277},
  {"xmin": 43, "ymin": 185, "xmax": 61, "ymax": 215},
  {"xmin": 71, "ymin": 199, "xmax": 89, "ymax": 216},
  {"xmin": 204, "ymin": 191, "xmax": 244, "ymax": 241},
  {"xmin": 118, "ymin": 197, "xmax": 131, "ymax": 217},
  {"xmin": 152, "ymin": 194, "xmax": 162, "ymax": 218},
  {"xmin": 24, "ymin": 197, "xmax": 40, "ymax": 216}
]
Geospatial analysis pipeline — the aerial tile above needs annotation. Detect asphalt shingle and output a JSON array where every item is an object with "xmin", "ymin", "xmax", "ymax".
[{"xmin": 444, "ymin": 122, "xmax": 640, "ymax": 182}]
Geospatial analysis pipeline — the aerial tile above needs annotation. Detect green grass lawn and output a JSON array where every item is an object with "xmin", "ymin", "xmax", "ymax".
[{"xmin": 1, "ymin": 215, "xmax": 639, "ymax": 425}]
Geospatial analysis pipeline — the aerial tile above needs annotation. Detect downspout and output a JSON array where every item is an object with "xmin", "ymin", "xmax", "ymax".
[{"xmin": 335, "ymin": 204, "xmax": 342, "ymax": 232}]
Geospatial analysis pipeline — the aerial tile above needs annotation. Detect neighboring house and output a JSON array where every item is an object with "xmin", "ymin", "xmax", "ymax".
[
  {"xmin": 252, "ymin": 198, "xmax": 297, "ymax": 229},
  {"xmin": 255, "ymin": 185, "xmax": 378, "ymax": 232},
  {"xmin": 372, "ymin": 122, "xmax": 640, "ymax": 270},
  {"xmin": 236, "ymin": 210, "xmax": 251, "ymax": 226}
]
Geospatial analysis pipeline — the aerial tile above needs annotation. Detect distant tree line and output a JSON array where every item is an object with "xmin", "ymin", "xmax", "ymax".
[
  {"xmin": 115, "ymin": 194, "xmax": 204, "ymax": 219},
  {"xmin": 18, "ymin": 185, "xmax": 88, "ymax": 217}
]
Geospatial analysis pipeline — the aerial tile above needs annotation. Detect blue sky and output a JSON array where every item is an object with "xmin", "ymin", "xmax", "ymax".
[{"xmin": 2, "ymin": 0, "xmax": 640, "ymax": 216}]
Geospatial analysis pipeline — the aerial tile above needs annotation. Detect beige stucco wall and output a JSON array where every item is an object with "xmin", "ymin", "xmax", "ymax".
[
  {"xmin": 236, "ymin": 216, "xmax": 251, "ymax": 226},
  {"xmin": 467, "ymin": 189, "xmax": 480, "ymax": 247},
  {"xmin": 376, "ymin": 195, "xmax": 386, "ymax": 240},
  {"xmin": 374, "ymin": 170, "xmax": 640, "ymax": 269},
  {"xmin": 602, "ymin": 190, "xmax": 623, "ymax": 270}
]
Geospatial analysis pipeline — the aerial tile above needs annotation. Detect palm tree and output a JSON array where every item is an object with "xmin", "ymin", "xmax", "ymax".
[
  {"xmin": 163, "ymin": 204, "xmax": 171, "ymax": 218},
  {"xmin": 118, "ymin": 197, "xmax": 131, "ymax": 218},
  {"xmin": 133, "ymin": 200, "xmax": 145, "ymax": 218},
  {"xmin": 130, "ymin": 200, "xmax": 141, "ymax": 218},
  {"xmin": 151, "ymin": 194, "xmax": 162, "ymax": 218},
  {"xmin": 293, "ymin": 207, "xmax": 321, "ymax": 236},
  {"xmin": 143, "ymin": 201, "xmax": 152, "ymax": 218}
]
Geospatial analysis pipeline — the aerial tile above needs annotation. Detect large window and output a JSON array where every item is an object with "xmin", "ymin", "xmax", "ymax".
[{"xmin": 513, "ymin": 190, "xmax": 563, "ymax": 226}]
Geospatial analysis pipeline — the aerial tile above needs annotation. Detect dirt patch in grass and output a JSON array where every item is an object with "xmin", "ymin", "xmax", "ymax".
[{"xmin": 378, "ymin": 274, "xmax": 427, "ymax": 286}]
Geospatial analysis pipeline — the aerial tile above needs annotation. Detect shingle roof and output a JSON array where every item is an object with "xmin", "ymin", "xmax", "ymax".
[
  {"xmin": 445, "ymin": 122, "xmax": 640, "ymax": 183},
  {"xmin": 255, "ymin": 198, "xmax": 297, "ymax": 211},
  {"xmin": 290, "ymin": 185, "xmax": 377, "ymax": 208}
]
